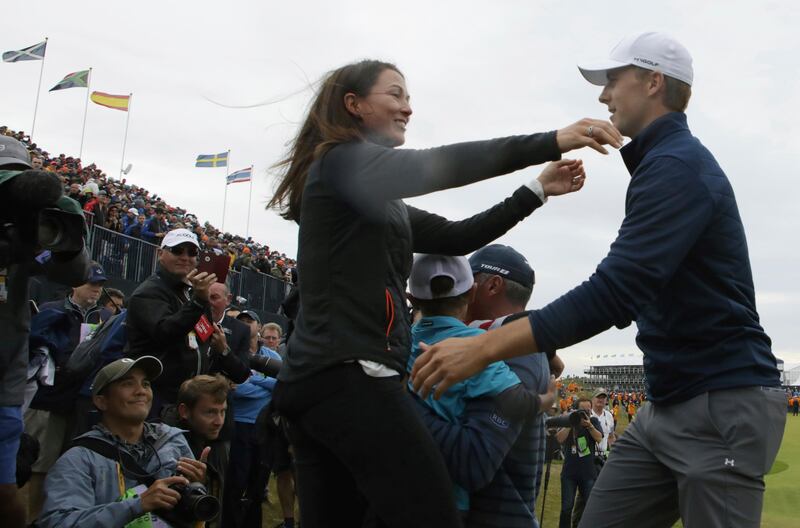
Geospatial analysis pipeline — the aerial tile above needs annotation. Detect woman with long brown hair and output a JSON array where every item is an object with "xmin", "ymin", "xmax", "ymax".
[{"xmin": 270, "ymin": 59, "xmax": 621, "ymax": 527}]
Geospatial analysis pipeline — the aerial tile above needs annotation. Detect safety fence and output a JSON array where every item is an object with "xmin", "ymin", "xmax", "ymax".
[{"xmin": 88, "ymin": 224, "xmax": 291, "ymax": 313}]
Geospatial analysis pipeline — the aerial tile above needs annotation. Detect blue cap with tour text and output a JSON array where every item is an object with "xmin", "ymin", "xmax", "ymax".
[{"xmin": 468, "ymin": 244, "xmax": 535, "ymax": 289}]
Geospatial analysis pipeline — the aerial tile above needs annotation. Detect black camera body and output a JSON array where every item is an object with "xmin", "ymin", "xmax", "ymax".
[
  {"xmin": 249, "ymin": 353, "xmax": 282, "ymax": 378},
  {"xmin": 0, "ymin": 169, "xmax": 85, "ymax": 269},
  {"xmin": 545, "ymin": 409, "xmax": 590, "ymax": 430},
  {"xmin": 157, "ymin": 480, "xmax": 220, "ymax": 527}
]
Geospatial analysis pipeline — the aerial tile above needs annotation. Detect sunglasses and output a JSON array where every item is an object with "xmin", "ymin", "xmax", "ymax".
[{"xmin": 167, "ymin": 246, "xmax": 198, "ymax": 257}]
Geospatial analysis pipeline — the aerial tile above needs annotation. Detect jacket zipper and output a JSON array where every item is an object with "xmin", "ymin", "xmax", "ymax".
[{"xmin": 385, "ymin": 288, "xmax": 395, "ymax": 352}]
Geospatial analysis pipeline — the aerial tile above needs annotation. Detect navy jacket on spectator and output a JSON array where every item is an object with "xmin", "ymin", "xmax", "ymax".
[
  {"xmin": 528, "ymin": 112, "xmax": 780, "ymax": 404},
  {"xmin": 126, "ymin": 266, "xmax": 249, "ymax": 408},
  {"xmin": 141, "ymin": 216, "xmax": 165, "ymax": 244},
  {"xmin": 30, "ymin": 298, "xmax": 112, "ymax": 413},
  {"xmin": 414, "ymin": 352, "xmax": 549, "ymax": 528}
]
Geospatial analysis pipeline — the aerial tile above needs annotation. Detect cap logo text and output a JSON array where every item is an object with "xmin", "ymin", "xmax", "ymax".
[
  {"xmin": 633, "ymin": 57, "xmax": 659, "ymax": 67},
  {"xmin": 480, "ymin": 264, "xmax": 509, "ymax": 275}
]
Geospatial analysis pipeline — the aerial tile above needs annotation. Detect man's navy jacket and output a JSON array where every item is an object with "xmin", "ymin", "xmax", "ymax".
[{"xmin": 529, "ymin": 112, "xmax": 779, "ymax": 404}]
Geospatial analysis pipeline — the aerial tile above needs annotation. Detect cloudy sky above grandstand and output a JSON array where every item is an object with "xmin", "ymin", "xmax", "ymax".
[{"xmin": 4, "ymin": 1, "xmax": 799, "ymax": 374}]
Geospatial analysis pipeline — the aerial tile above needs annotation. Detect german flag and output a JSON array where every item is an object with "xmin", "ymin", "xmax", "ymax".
[{"xmin": 90, "ymin": 91, "xmax": 130, "ymax": 111}]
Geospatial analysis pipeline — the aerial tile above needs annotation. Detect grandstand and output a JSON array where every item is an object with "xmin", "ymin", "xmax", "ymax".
[
  {"xmin": 583, "ymin": 350, "xmax": 646, "ymax": 392},
  {"xmin": 2, "ymin": 124, "xmax": 295, "ymax": 318}
]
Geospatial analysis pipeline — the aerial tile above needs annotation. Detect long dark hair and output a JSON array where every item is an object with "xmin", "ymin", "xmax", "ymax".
[{"xmin": 268, "ymin": 60, "xmax": 402, "ymax": 222}]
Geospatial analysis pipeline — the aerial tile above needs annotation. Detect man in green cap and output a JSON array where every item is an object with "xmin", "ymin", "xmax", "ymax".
[{"xmin": 38, "ymin": 356, "xmax": 211, "ymax": 527}]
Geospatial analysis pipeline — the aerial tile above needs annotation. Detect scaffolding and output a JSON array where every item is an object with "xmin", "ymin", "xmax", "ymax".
[{"xmin": 584, "ymin": 364, "xmax": 647, "ymax": 392}]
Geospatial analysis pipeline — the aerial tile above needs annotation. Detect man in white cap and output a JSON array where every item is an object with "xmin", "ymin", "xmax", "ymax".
[
  {"xmin": 412, "ymin": 31, "xmax": 785, "ymax": 527},
  {"xmin": 126, "ymin": 229, "xmax": 247, "ymax": 419}
]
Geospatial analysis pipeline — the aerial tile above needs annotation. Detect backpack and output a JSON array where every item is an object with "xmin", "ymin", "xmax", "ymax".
[{"xmin": 65, "ymin": 310, "xmax": 128, "ymax": 383}]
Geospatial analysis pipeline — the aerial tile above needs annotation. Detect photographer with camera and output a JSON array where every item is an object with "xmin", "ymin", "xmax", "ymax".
[
  {"xmin": 0, "ymin": 135, "xmax": 91, "ymax": 528},
  {"xmin": 555, "ymin": 398, "xmax": 602, "ymax": 528},
  {"xmin": 37, "ymin": 356, "xmax": 216, "ymax": 528}
]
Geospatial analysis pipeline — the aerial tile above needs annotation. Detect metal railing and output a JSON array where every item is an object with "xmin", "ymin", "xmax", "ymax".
[{"xmin": 88, "ymin": 225, "xmax": 291, "ymax": 312}]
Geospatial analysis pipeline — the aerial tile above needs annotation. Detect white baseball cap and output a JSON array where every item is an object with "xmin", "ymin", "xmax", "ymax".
[
  {"xmin": 161, "ymin": 228, "xmax": 200, "ymax": 249},
  {"xmin": 578, "ymin": 31, "xmax": 693, "ymax": 86},
  {"xmin": 409, "ymin": 254, "xmax": 474, "ymax": 300}
]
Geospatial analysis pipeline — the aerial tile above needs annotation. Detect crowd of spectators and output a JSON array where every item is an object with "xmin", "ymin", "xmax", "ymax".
[{"xmin": 1, "ymin": 125, "xmax": 297, "ymax": 283}]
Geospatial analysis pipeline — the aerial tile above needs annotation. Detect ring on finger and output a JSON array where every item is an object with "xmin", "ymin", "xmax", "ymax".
[{"xmin": 587, "ymin": 126, "xmax": 594, "ymax": 138}]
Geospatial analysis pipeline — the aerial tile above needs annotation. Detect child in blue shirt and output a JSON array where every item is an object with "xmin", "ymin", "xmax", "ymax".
[{"xmin": 406, "ymin": 254, "xmax": 540, "ymax": 512}]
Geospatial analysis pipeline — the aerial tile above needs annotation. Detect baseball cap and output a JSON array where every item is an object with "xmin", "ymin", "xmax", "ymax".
[
  {"xmin": 593, "ymin": 388, "xmax": 609, "ymax": 398},
  {"xmin": 468, "ymin": 244, "xmax": 535, "ymax": 289},
  {"xmin": 87, "ymin": 263, "xmax": 108, "ymax": 283},
  {"xmin": 91, "ymin": 356, "xmax": 162, "ymax": 396},
  {"xmin": 236, "ymin": 310, "xmax": 261, "ymax": 325},
  {"xmin": 127, "ymin": 207, "xmax": 139, "ymax": 215},
  {"xmin": 160, "ymin": 228, "xmax": 200, "ymax": 249},
  {"xmin": 578, "ymin": 31, "xmax": 693, "ymax": 86},
  {"xmin": 0, "ymin": 136, "xmax": 32, "ymax": 169},
  {"xmin": 409, "ymin": 254, "xmax": 474, "ymax": 300}
]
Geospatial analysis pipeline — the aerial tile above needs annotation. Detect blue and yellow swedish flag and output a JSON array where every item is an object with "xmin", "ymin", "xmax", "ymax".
[{"xmin": 195, "ymin": 152, "xmax": 229, "ymax": 168}]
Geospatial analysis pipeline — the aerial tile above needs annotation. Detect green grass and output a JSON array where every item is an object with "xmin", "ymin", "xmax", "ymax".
[
  {"xmin": 256, "ymin": 414, "xmax": 799, "ymax": 527},
  {"xmin": 534, "ymin": 413, "xmax": 800, "ymax": 528},
  {"xmin": 762, "ymin": 414, "xmax": 799, "ymax": 528}
]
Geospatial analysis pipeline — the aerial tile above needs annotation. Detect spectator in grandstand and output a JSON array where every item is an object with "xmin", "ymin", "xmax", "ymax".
[
  {"xmin": 31, "ymin": 155, "xmax": 43, "ymax": 170},
  {"xmin": 123, "ymin": 213, "xmax": 146, "ymax": 239},
  {"xmin": 173, "ymin": 375, "xmax": 228, "ymax": 528},
  {"xmin": 66, "ymin": 182, "xmax": 82, "ymax": 202},
  {"xmin": 24, "ymin": 263, "xmax": 113, "ymax": 519},
  {"xmin": 37, "ymin": 356, "xmax": 206, "ymax": 528},
  {"xmin": 268, "ymin": 58, "xmax": 608, "ymax": 527},
  {"xmin": 233, "ymin": 248, "xmax": 258, "ymax": 272},
  {"xmin": 104, "ymin": 204, "xmax": 122, "ymax": 232},
  {"xmin": 557, "ymin": 398, "xmax": 603, "ymax": 528},
  {"xmin": 142, "ymin": 207, "xmax": 167, "ymax": 244},
  {"xmin": 411, "ymin": 32, "xmax": 786, "ymax": 528},
  {"xmin": 90, "ymin": 190, "xmax": 110, "ymax": 228},
  {"xmin": 125, "ymin": 229, "xmax": 248, "ymax": 418}
]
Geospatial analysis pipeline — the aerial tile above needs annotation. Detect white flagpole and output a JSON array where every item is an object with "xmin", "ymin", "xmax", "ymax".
[
  {"xmin": 30, "ymin": 37, "xmax": 48, "ymax": 139},
  {"xmin": 79, "ymin": 68, "xmax": 92, "ymax": 159},
  {"xmin": 245, "ymin": 166, "xmax": 254, "ymax": 238},
  {"xmin": 221, "ymin": 149, "xmax": 231, "ymax": 231},
  {"xmin": 119, "ymin": 93, "xmax": 133, "ymax": 179}
]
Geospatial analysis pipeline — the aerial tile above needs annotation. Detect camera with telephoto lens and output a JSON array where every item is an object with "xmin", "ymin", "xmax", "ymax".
[
  {"xmin": 249, "ymin": 354, "xmax": 283, "ymax": 378},
  {"xmin": 0, "ymin": 136, "xmax": 85, "ymax": 268},
  {"xmin": 157, "ymin": 480, "xmax": 220, "ymax": 527},
  {"xmin": 545, "ymin": 409, "xmax": 590, "ymax": 430}
]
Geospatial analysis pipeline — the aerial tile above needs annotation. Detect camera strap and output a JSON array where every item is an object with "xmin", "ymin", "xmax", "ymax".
[{"xmin": 71, "ymin": 436, "xmax": 157, "ymax": 487}]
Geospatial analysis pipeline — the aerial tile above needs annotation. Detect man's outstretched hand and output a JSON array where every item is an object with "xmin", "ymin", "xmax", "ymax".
[{"xmin": 411, "ymin": 317, "xmax": 541, "ymax": 400}]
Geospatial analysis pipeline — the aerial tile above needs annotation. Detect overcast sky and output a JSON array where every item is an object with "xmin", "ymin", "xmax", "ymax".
[{"xmin": 4, "ymin": 1, "xmax": 799, "ymax": 375}]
